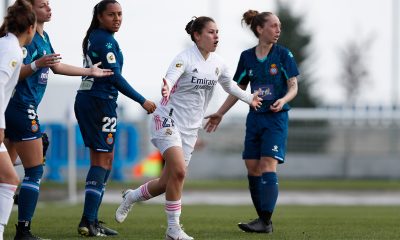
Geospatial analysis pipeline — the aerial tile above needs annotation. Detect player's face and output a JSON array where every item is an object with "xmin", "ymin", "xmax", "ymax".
[
  {"xmin": 259, "ymin": 15, "xmax": 281, "ymax": 44},
  {"xmin": 98, "ymin": 3, "xmax": 122, "ymax": 33},
  {"xmin": 26, "ymin": 22, "xmax": 37, "ymax": 45},
  {"xmin": 195, "ymin": 21, "xmax": 219, "ymax": 53},
  {"xmin": 32, "ymin": 0, "xmax": 52, "ymax": 23}
]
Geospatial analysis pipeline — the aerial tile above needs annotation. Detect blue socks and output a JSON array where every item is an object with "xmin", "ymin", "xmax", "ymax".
[
  {"xmin": 18, "ymin": 165, "xmax": 44, "ymax": 222},
  {"xmin": 83, "ymin": 166, "xmax": 107, "ymax": 223},
  {"xmin": 259, "ymin": 172, "xmax": 278, "ymax": 222},
  {"xmin": 248, "ymin": 172, "xmax": 278, "ymax": 223},
  {"xmin": 94, "ymin": 169, "xmax": 111, "ymax": 222},
  {"xmin": 247, "ymin": 175, "xmax": 262, "ymax": 217}
]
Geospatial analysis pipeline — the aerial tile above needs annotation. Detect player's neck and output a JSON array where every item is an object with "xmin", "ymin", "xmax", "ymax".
[
  {"xmin": 36, "ymin": 23, "xmax": 45, "ymax": 37},
  {"xmin": 255, "ymin": 43, "xmax": 273, "ymax": 59}
]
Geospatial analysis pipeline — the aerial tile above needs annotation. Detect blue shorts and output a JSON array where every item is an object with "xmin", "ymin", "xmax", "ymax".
[
  {"xmin": 74, "ymin": 93, "xmax": 118, "ymax": 152},
  {"xmin": 242, "ymin": 111, "xmax": 288, "ymax": 163},
  {"xmin": 5, "ymin": 102, "xmax": 42, "ymax": 141}
]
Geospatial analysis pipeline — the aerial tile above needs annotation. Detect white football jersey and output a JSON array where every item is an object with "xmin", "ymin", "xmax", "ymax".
[
  {"xmin": 155, "ymin": 45, "xmax": 252, "ymax": 132},
  {"xmin": 0, "ymin": 33, "xmax": 23, "ymax": 129}
]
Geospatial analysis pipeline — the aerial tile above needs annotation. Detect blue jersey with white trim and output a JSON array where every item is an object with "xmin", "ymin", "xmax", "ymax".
[
  {"xmin": 233, "ymin": 44, "xmax": 299, "ymax": 113},
  {"xmin": 78, "ymin": 28, "xmax": 123, "ymax": 100},
  {"xmin": 9, "ymin": 31, "xmax": 54, "ymax": 108}
]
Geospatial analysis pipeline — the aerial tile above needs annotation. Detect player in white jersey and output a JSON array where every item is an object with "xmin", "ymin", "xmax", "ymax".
[
  {"xmin": 116, "ymin": 16, "xmax": 262, "ymax": 240},
  {"xmin": 0, "ymin": 1, "xmax": 36, "ymax": 239}
]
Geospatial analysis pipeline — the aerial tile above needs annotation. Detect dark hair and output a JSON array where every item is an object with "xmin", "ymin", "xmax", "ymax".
[
  {"xmin": 242, "ymin": 10, "xmax": 273, "ymax": 38},
  {"xmin": 185, "ymin": 16, "xmax": 215, "ymax": 42},
  {"xmin": 82, "ymin": 0, "xmax": 119, "ymax": 56},
  {"xmin": 0, "ymin": 0, "xmax": 36, "ymax": 37}
]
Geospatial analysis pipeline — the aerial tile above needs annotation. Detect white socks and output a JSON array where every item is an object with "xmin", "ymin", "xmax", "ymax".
[
  {"xmin": 0, "ymin": 183, "xmax": 17, "ymax": 239},
  {"xmin": 165, "ymin": 199, "xmax": 181, "ymax": 228},
  {"xmin": 127, "ymin": 182, "xmax": 153, "ymax": 203}
]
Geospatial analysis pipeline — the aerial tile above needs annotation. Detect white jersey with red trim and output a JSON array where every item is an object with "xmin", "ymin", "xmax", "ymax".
[
  {"xmin": 155, "ymin": 45, "xmax": 252, "ymax": 132},
  {"xmin": 0, "ymin": 33, "xmax": 23, "ymax": 129}
]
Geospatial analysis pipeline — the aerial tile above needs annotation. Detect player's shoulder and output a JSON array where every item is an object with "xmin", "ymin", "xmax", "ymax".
[
  {"xmin": 273, "ymin": 44, "xmax": 293, "ymax": 57},
  {"xmin": 0, "ymin": 34, "xmax": 20, "ymax": 56},
  {"xmin": 240, "ymin": 46, "xmax": 256, "ymax": 59},
  {"xmin": 90, "ymin": 29, "xmax": 116, "ymax": 46}
]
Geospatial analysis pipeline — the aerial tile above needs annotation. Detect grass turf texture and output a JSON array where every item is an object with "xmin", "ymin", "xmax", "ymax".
[
  {"xmin": 4, "ymin": 204, "xmax": 400, "ymax": 239},
  {"xmin": 41, "ymin": 179, "xmax": 400, "ymax": 191}
]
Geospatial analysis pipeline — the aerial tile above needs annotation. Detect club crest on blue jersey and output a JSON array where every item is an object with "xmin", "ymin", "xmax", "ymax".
[
  {"xmin": 31, "ymin": 120, "xmax": 38, "ymax": 133},
  {"xmin": 106, "ymin": 133, "xmax": 114, "ymax": 145},
  {"xmin": 269, "ymin": 64, "xmax": 278, "ymax": 75}
]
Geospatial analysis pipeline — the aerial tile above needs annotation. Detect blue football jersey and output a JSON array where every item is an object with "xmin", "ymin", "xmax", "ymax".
[
  {"xmin": 78, "ymin": 28, "xmax": 123, "ymax": 100},
  {"xmin": 10, "ymin": 31, "xmax": 54, "ymax": 107},
  {"xmin": 233, "ymin": 44, "xmax": 299, "ymax": 112}
]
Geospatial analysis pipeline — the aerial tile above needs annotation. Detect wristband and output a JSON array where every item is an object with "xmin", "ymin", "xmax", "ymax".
[{"xmin": 30, "ymin": 61, "xmax": 38, "ymax": 72}]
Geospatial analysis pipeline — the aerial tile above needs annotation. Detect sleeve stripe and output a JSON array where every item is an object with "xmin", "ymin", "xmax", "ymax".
[{"xmin": 236, "ymin": 70, "xmax": 247, "ymax": 84}]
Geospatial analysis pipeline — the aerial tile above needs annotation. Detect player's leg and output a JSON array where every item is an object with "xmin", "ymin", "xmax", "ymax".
[
  {"xmin": 163, "ymin": 146, "xmax": 193, "ymax": 240},
  {"xmin": 12, "ymin": 138, "xmax": 44, "ymax": 240},
  {"xmin": 0, "ymin": 145, "xmax": 19, "ymax": 240},
  {"xmin": 78, "ymin": 151, "xmax": 113, "ymax": 237}
]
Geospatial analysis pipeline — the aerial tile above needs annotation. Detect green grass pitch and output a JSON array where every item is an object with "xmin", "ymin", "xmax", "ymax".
[{"xmin": 4, "ymin": 203, "xmax": 400, "ymax": 239}]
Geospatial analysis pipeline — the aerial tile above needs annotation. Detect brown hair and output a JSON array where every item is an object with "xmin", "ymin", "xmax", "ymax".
[
  {"xmin": 0, "ymin": 0, "xmax": 36, "ymax": 37},
  {"xmin": 242, "ymin": 10, "xmax": 273, "ymax": 38},
  {"xmin": 185, "ymin": 16, "xmax": 215, "ymax": 42}
]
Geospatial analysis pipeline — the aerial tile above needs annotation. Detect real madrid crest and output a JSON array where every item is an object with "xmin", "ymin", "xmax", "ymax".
[
  {"xmin": 31, "ymin": 120, "xmax": 38, "ymax": 133},
  {"xmin": 106, "ymin": 133, "xmax": 114, "ymax": 145},
  {"xmin": 175, "ymin": 62, "xmax": 183, "ymax": 68},
  {"xmin": 165, "ymin": 128, "xmax": 173, "ymax": 135},
  {"xmin": 269, "ymin": 64, "xmax": 278, "ymax": 75}
]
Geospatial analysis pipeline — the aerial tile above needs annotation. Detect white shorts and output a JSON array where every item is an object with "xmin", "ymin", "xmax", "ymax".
[
  {"xmin": 150, "ymin": 114, "xmax": 197, "ymax": 166},
  {"xmin": 0, "ymin": 143, "xmax": 7, "ymax": 152}
]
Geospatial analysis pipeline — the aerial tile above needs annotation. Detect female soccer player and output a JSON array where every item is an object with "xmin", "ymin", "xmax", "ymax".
[
  {"xmin": 0, "ymin": 1, "xmax": 36, "ymax": 239},
  {"xmin": 75, "ymin": 0, "xmax": 156, "ymax": 237},
  {"xmin": 3, "ymin": 0, "xmax": 113, "ymax": 239},
  {"xmin": 204, "ymin": 10, "xmax": 299, "ymax": 234},
  {"xmin": 115, "ymin": 16, "xmax": 262, "ymax": 240}
]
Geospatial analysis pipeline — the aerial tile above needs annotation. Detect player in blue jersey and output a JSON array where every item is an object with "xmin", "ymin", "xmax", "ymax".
[
  {"xmin": 205, "ymin": 10, "xmax": 299, "ymax": 234},
  {"xmin": 0, "ymin": 1, "xmax": 36, "ymax": 239},
  {"xmin": 75, "ymin": 0, "xmax": 156, "ymax": 237},
  {"xmin": 3, "ymin": 0, "xmax": 113, "ymax": 239}
]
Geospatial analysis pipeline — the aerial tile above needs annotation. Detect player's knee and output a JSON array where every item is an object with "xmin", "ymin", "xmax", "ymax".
[
  {"xmin": 171, "ymin": 167, "xmax": 186, "ymax": 182},
  {"xmin": 24, "ymin": 164, "xmax": 44, "ymax": 182}
]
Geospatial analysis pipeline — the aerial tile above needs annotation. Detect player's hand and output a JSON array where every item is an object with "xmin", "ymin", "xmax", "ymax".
[
  {"xmin": 142, "ymin": 100, "xmax": 156, "ymax": 114},
  {"xmin": 204, "ymin": 112, "xmax": 223, "ymax": 133},
  {"xmin": 90, "ymin": 62, "xmax": 114, "ymax": 77},
  {"xmin": 34, "ymin": 53, "xmax": 62, "ymax": 68},
  {"xmin": 161, "ymin": 78, "xmax": 170, "ymax": 101},
  {"xmin": 251, "ymin": 88, "xmax": 263, "ymax": 111},
  {"xmin": 270, "ymin": 98, "xmax": 285, "ymax": 112}
]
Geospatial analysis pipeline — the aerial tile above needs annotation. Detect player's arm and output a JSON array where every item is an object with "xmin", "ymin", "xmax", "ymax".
[
  {"xmin": 270, "ymin": 76, "xmax": 298, "ymax": 112},
  {"xmin": 204, "ymin": 83, "xmax": 247, "ymax": 133},
  {"xmin": 51, "ymin": 62, "xmax": 113, "ymax": 78},
  {"xmin": 0, "ymin": 70, "xmax": 9, "ymax": 142},
  {"xmin": 110, "ymin": 68, "xmax": 156, "ymax": 113}
]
